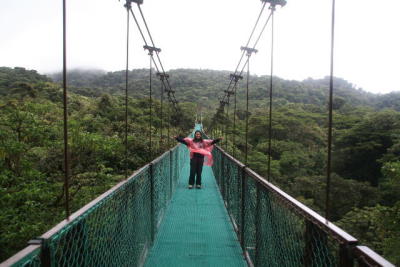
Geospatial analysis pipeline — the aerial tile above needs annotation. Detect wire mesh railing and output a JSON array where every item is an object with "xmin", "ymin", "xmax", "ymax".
[
  {"xmin": 212, "ymin": 146, "xmax": 395, "ymax": 267},
  {"xmin": 2, "ymin": 144, "xmax": 188, "ymax": 267},
  {"xmin": 3, "ymin": 134, "xmax": 395, "ymax": 267}
]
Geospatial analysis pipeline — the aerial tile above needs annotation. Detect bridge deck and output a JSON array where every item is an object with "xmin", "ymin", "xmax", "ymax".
[{"xmin": 144, "ymin": 162, "xmax": 247, "ymax": 267}]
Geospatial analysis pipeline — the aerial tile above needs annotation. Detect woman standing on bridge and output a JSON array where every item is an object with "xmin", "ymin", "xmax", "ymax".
[{"xmin": 175, "ymin": 130, "xmax": 222, "ymax": 189}]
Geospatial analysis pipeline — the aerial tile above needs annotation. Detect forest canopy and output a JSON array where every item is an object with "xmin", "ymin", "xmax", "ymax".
[{"xmin": 1, "ymin": 67, "xmax": 399, "ymax": 264}]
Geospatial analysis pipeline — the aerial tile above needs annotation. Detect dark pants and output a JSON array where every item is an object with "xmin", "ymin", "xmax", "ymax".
[{"xmin": 189, "ymin": 157, "xmax": 204, "ymax": 186}]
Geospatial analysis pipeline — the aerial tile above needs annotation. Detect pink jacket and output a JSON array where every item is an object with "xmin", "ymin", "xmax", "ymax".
[{"xmin": 183, "ymin": 138, "xmax": 215, "ymax": 166}]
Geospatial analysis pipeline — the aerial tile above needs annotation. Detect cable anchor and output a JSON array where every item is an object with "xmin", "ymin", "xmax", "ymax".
[
  {"xmin": 122, "ymin": 0, "xmax": 143, "ymax": 7},
  {"xmin": 156, "ymin": 72, "xmax": 169, "ymax": 80},
  {"xmin": 261, "ymin": 0, "xmax": 287, "ymax": 10},
  {"xmin": 124, "ymin": 0, "xmax": 132, "ymax": 9},
  {"xmin": 230, "ymin": 74, "xmax": 243, "ymax": 83},
  {"xmin": 220, "ymin": 100, "xmax": 229, "ymax": 106},
  {"xmin": 144, "ymin": 45, "xmax": 161, "ymax": 55},
  {"xmin": 224, "ymin": 90, "xmax": 235, "ymax": 96},
  {"xmin": 240, "ymin": 46, "xmax": 258, "ymax": 56}
]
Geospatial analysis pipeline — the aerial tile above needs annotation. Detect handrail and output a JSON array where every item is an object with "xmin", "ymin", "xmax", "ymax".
[
  {"xmin": 354, "ymin": 246, "xmax": 395, "ymax": 267},
  {"xmin": 0, "ymin": 245, "xmax": 41, "ymax": 267},
  {"xmin": 41, "ymin": 163, "xmax": 151, "ymax": 240},
  {"xmin": 245, "ymin": 167, "xmax": 357, "ymax": 244},
  {"xmin": 2, "ymin": 144, "xmax": 183, "ymax": 267},
  {"xmin": 213, "ymin": 145, "xmax": 394, "ymax": 267},
  {"xmin": 3, "ymin": 141, "xmax": 395, "ymax": 267}
]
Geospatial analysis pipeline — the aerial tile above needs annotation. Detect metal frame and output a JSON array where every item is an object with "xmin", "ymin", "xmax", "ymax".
[
  {"xmin": 2, "ymin": 145, "xmax": 180, "ymax": 266},
  {"xmin": 3, "ymin": 143, "xmax": 394, "ymax": 266},
  {"xmin": 213, "ymin": 145, "xmax": 394, "ymax": 267}
]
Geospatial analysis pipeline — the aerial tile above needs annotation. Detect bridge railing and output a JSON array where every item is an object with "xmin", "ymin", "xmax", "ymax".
[
  {"xmin": 212, "ymin": 146, "xmax": 395, "ymax": 267},
  {"xmin": 2, "ymin": 144, "xmax": 188, "ymax": 267}
]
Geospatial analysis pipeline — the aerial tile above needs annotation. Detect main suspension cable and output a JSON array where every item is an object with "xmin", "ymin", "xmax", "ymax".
[
  {"xmin": 136, "ymin": 4, "xmax": 179, "ymax": 110},
  {"xmin": 209, "ymin": 0, "xmax": 286, "ymax": 159},
  {"xmin": 222, "ymin": 6, "xmax": 273, "ymax": 106},
  {"xmin": 129, "ymin": 5, "xmax": 179, "ymax": 114},
  {"xmin": 210, "ymin": 3, "xmax": 278, "ymax": 134},
  {"xmin": 229, "ymin": 1, "xmax": 268, "ymax": 90}
]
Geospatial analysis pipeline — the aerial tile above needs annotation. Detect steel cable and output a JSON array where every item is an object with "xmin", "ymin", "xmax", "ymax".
[
  {"xmin": 267, "ymin": 9, "xmax": 274, "ymax": 182},
  {"xmin": 245, "ymin": 56, "xmax": 250, "ymax": 165},
  {"xmin": 149, "ymin": 54, "xmax": 153, "ymax": 160},
  {"xmin": 62, "ymin": 0, "xmax": 70, "ymax": 219},
  {"xmin": 210, "ymin": 4, "xmax": 276, "ymax": 134},
  {"xmin": 326, "ymin": 0, "xmax": 336, "ymax": 221},
  {"xmin": 125, "ymin": 3, "xmax": 130, "ymax": 179},
  {"xmin": 129, "ymin": 7, "xmax": 179, "ymax": 114}
]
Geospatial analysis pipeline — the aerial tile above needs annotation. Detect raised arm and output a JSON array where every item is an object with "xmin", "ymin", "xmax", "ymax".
[
  {"xmin": 210, "ymin": 138, "xmax": 222, "ymax": 145},
  {"xmin": 175, "ymin": 136, "xmax": 188, "ymax": 146}
]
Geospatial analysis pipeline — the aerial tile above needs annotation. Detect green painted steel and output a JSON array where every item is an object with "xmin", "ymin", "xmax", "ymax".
[
  {"xmin": 212, "ymin": 147, "xmax": 350, "ymax": 266},
  {"xmin": 9, "ymin": 247, "xmax": 41, "ymax": 267},
  {"xmin": 144, "ymin": 164, "xmax": 247, "ymax": 267},
  {"xmin": 8, "ymin": 144, "xmax": 187, "ymax": 267}
]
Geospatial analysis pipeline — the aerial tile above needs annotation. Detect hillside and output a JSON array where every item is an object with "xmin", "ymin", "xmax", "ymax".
[
  {"xmin": 1, "ymin": 66, "xmax": 400, "ymax": 264},
  {"xmin": 48, "ymin": 68, "xmax": 399, "ymax": 111}
]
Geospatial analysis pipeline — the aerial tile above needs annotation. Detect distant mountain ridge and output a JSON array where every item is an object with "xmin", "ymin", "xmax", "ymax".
[
  {"xmin": 48, "ymin": 68, "xmax": 400, "ymax": 111},
  {"xmin": 2, "ymin": 67, "xmax": 400, "ymax": 111}
]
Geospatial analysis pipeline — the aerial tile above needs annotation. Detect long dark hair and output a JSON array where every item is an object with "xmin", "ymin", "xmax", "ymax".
[{"xmin": 193, "ymin": 130, "xmax": 203, "ymax": 142}]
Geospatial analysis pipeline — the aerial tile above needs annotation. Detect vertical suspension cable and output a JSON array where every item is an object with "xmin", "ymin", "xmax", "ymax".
[
  {"xmin": 267, "ymin": 8, "xmax": 275, "ymax": 182},
  {"xmin": 62, "ymin": 0, "xmax": 70, "ymax": 219},
  {"xmin": 245, "ymin": 56, "xmax": 250, "ymax": 165},
  {"xmin": 160, "ymin": 81, "xmax": 164, "ymax": 149},
  {"xmin": 225, "ymin": 103, "xmax": 229, "ymax": 150},
  {"xmin": 167, "ymin": 102, "xmax": 170, "ymax": 147},
  {"xmin": 326, "ymin": 0, "xmax": 336, "ymax": 221},
  {"xmin": 124, "ymin": 2, "xmax": 130, "ymax": 179},
  {"xmin": 149, "ymin": 54, "xmax": 153, "ymax": 159},
  {"xmin": 233, "ymin": 84, "xmax": 238, "ymax": 157}
]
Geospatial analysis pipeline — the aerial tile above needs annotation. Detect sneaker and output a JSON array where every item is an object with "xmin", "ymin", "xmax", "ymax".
[
  {"xmin": 188, "ymin": 185, "xmax": 193, "ymax": 189},
  {"xmin": 196, "ymin": 185, "xmax": 201, "ymax": 189}
]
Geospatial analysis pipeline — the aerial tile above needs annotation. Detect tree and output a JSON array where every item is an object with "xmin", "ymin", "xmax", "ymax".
[
  {"xmin": 337, "ymin": 203, "xmax": 400, "ymax": 266},
  {"xmin": 333, "ymin": 110, "xmax": 400, "ymax": 186}
]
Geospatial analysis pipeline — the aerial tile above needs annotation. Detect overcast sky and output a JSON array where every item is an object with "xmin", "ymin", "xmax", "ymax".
[{"xmin": 1, "ymin": 0, "xmax": 399, "ymax": 94}]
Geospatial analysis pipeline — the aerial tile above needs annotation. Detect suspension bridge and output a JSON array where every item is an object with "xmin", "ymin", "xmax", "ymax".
[{"xmin": 1, "ymin": 0, "xmax": 395, "ymax": 266}]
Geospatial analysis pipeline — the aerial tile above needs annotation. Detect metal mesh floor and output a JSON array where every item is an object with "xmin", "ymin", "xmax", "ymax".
[{"xmin": 144, "ymin": 163, "xmax": 247, "ymax": 267}]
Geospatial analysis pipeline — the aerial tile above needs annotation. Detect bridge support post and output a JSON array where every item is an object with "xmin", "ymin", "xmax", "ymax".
[
  {"xmin": 169, "ymin": 150, "xmax": 172, "ymax": 200},
  {"xmin": 304, "ymin": 221, "xmax": 330, "ymax": 266},
  {"xmin": 41, "ymin": 239, "xmax": 51, "ymax": 267},
  {"xmin": 255, "ymin": 182, "xmax": 261, "ymax": 266},
  {"xmin": 240, "ymin": 166, "xmax": 246, "ymax": 250},
  {"xmin": 221, "ymin": 153, "xmax": 225, "ymax": 200},
  {"xmin": 28, "ymin": 238, "xmax": 51, "ymax": 267},
  {"xmin": 339, "ymin": 244, "xmax": 355, "ymax": 267},
  {"xmin": 149, "ymin": 163, "xmax": 155, "ymax": 243}
]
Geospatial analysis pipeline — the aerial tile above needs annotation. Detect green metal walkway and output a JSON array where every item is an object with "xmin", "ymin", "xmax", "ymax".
[{"xmin": 144, "ymin": 160, "xmax": 247, "ymax": 267}]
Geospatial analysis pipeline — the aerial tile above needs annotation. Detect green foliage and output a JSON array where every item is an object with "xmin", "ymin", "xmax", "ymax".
[
  {"xmin": 0, "ymin": 67, "xmax": 193, "ymax": 262},
  {"xmin": 380, "ymin": 161, "xmax": 400, "ymax": 206},
  {"xmin": 333, "ymin": 110, "xmax": 400, "ymax": 186},
  {"xmin": 49, "ymin": 69, "xmax": 392, "ymax": 112},
  {"xmin": 337, "ymin": 202, "xmax": 400, "ymax": 265},
  {"xmin": 1, "ymin": 66, "xmax": 400, "ymax": 263}
]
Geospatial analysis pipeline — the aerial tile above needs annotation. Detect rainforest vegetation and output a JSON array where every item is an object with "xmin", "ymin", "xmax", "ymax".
[{"xmin": 1, "ymin": 67, "xmax": 399, "ymax": 264}]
